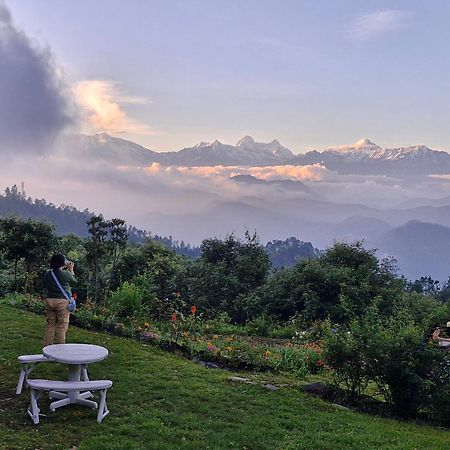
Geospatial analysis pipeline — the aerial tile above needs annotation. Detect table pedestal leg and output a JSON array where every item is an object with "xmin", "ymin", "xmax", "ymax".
[
  {"xmin": 50, "ymin": 397, "xmax": 71, "ymax": 411},
  {"xmin": 49, "ymin": 391, "xmax": 67, "ymax": 400},
  {"xmin": 50, "ymin": 364, "xmax": 97, "ymax": 411},
  {"xmin": 67, "ymin": 364, "xmax": 81, "ymax": 402}
]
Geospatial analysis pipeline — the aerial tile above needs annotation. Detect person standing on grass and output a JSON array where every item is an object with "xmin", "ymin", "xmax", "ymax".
[{"xmin": 43, "ymin": 254, "xmax": 77, "ymax": 346}]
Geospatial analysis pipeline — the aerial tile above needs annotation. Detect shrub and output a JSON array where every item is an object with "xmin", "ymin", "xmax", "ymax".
[
  {"xmin": 109, "ymin": 282, "xmax": 146, "ymax": 321},
  {"xmin": 427, "ymin": 357, "xmax": 450, "ymax": 425},
  {"xmin": 324, "ymin": 321, "xmax": 371, "ymax": 398},
  {"xmin": 325, "ymin": 307, "xmax": 450, "ymax": 418},
  {"xmin": 245, "ymin": 315, "xmax": 278, "ymax": 337},
  {"xmin": 2, "ymin": 292, "xmax": 44, "ymax": 314}
]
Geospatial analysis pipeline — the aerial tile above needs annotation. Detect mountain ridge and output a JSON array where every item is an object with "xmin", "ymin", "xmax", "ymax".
[{"xmin": 56, "ymin": 133, "xmax": 450, "ymax": 176}]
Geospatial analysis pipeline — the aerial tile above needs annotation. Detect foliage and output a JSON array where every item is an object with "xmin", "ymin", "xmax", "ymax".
[
  {"xmin": 85, "ymin": 215, "xmax": 110, "ymax": 302},
  {"xmin": 325, "ymin": 306, "xmax": 450, "ymax": 418},
  {"xmin": 108, "ymin": 282, "xmax": 146, "ymax": 322},
  {"xmin": 0, "ymin": 216, "xmax": 56, "ymax": 292},
  {"xmin": 265, "ymin": 237, "xmax": 320, "ymax": 268},
  {"xmin": 0, "ymin": 292, "xmax": 45, "ymax": 314},
  {"xmin": 407, "ymin": 276, "xmax": 441, "ymax": 296},
  {"xmin": 184, "ymin": 232, "xmax": 271, "ymax": 322},
  {"xmin": 250, "ymin": 241, "xmax": 405, "ymax": 324}
]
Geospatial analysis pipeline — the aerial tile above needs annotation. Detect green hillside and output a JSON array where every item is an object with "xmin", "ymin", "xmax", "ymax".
[
  {"xmin": 1, "ymin": 305, "xmax": 449, "ymax": 450},
  {"xmin": 0, "ymin": 186, "xmax": 200, "ymax": 257}
]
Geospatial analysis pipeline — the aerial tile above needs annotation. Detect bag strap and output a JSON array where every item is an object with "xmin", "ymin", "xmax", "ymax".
[{"xmin": 50, "ymin": 270, "xmax": 70, "ymax": 301}]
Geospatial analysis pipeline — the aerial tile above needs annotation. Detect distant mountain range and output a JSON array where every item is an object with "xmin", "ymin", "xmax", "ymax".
[
  {"xmin": 231, "ymin": 174, "xmax": 315, "ymax": 195},
  {"xmin": 375, "ymin": 221, "xmax": 450, "ymax": 282},
  {"xmin": 44, "ymin": 133, "xmax": 450, "ymax": 280},
  {"xmin": 0, "ymin": 189, "xmax": 200, "ymax": 258},
  {"xmin": 297, "ymin": 138, "xmax": 450, "ymax": 176},
  {"xmin": 56, "ymin": 133, "xmax": 450, "ymax": 176},
  {"xmin": 3, "ymin": 184, "xmax": 450, "ymax": 280},
  {"xmin": 0, "ymin": 188, "xmax": 321, "ymax": 269}
]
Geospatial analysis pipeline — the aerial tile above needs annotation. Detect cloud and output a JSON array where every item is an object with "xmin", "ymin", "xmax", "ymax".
[
  {"xmin": 73, "ymin": 79, "xmax": 155, "ymax": 135},
  {"xmin": 349, "ymin": 10, "xmax": 409, "ymax": 42},
  {"xmin": 243, "ymin": 164, "xmax": 330, "ymax": 182},
  {"xmin": 176, "ymin": 163, "xmax": 331, "ymax": 182},
  {"xmin": 0, "ymin": 1, "xmax": 72, "ymax": 155}
]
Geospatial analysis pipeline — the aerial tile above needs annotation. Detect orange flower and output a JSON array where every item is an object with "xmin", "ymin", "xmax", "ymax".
[
  {"xmin": 190, "ymin": 305, "xmax": 197, "ymax": 314},
  {"xmin": 170, "ymin": 313, "xmax": 177, "ymax": 322},
  {"xmin": 207, "ymin": 343, "xmax": 218, "ymax": 353}
]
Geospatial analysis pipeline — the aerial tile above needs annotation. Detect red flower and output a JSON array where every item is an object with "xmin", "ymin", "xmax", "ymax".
[
  {"xmin": 316, "ymin": 360, "xmax": 325, "ymax": 367},
  {"xmin": 72, "ymin": 292, "xmax": 78, "ymax": 300},
  {"xmin": 175, "ymin": 292, "xmax": 182, "ymax": 298},
  {"xmin": 170, "ymin": 313, "xmax": 177, "ymax": 322},
  {"xmin": 190, "ymin": 305, "xmax": 197, "ymax": 314}
]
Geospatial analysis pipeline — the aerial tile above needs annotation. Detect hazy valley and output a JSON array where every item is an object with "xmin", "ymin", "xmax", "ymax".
[{"xmin": 3, "ymin": 133, "xmax": 450, "ymax": 281}]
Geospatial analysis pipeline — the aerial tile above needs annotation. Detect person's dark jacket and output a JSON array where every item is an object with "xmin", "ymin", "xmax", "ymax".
[{"xmin": 43, "ymin": 269, "xmax": 77, "ymax": 299}]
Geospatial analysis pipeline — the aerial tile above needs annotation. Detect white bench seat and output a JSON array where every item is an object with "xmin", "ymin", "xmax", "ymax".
[
  {"xmin": 16, "ymin": 354, "xmax": 89, "ymax": 395},
  {"xmin": 27, "ymin": 379, "xmax": 112, "ymax": 391},
  {"xmin": 27, "ymin": 379, "xmax": 112, "ymax": 424},
  {"xmin": 18, "ymin": 355, "xmax": 49, "ymax": 363},
  {"xmin": 16, "ymin": 354, "xmax": 50, "ymax": 395}
]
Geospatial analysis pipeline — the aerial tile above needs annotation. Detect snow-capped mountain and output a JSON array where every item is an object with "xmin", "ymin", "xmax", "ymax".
[
  {"xmin": 55, "ymin": 133, "xmax": 161, "ymax": 166},
  {"xmin": 159, "ymin": 136, "xmax": 296, "ymax": 166},
  {"xmin": 235, "ymin": 136, "xmax": 294, "ymax": 162},
  {"xmin": 296, "ymin": 139, "xmax": 450, "ymax": 176},
  {"xmin": 55, "ymin": 133, "xmax": 450, "ymax": 176},
  {"xmin": 327, "ymin": 138, "xmax": 381, "ymax": 157}
]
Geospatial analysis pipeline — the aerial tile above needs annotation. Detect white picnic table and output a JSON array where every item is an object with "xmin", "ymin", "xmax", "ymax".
[{"xmin": 43, "ymin": 343, "xmax": 108, "ymax": 410}]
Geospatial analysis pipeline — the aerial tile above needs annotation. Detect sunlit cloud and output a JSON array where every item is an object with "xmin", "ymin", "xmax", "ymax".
[
  {"xmin": 244, "ymin": 164, "xmax": 330, "ymax": 182},
  {"xmin": 176, "ymin": 164, "xmax": 331, "ymax": 182},
  {"xmin": 73, "ymin": 79, "xmax": 155, "ymax": 135},
  {"xmin": 349, "ymin": 10, "xmax": 409, "ymax": 42}
]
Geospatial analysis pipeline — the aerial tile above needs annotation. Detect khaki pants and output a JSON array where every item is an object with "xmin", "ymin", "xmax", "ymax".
[{"xmin": 44, "ymin": 298, "xmax": 70, "ymax": 346}]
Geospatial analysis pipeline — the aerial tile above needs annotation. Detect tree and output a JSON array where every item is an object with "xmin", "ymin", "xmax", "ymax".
[
  {"xmin": 253, "ymin": 241, "xmax": 404, "ymax": 324},
  {"xmin": 186, "ymin": 232, "xmax": 271, "ymax": 321},
  {"xmin": 0, "ymin": 217, "xmax": 56, "ymax": 292},
  {"xmin": 407, "ymin": 276, "xmax": 441, "ymax": 296},
  {"xmin": 265, "ymin": 237, "xmax": 319, "ymax": 268},
  {"xmin": 105, "ymin": 218, "xmax": 128, "ymax": 295},
  {"xmin": 85, "ymin": 215, "xmax": 109, "ymax": 302}
]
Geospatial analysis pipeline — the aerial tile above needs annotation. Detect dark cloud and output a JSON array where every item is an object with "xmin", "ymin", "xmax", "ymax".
[{"xmin": 0, "ymin": 1, "xmax": 72, "ymax": 155}]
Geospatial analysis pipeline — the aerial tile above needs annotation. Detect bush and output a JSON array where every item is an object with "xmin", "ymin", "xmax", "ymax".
[
  {"xmin": 324, "ymin": 321, "xmax": 371, "ymax": 398},
  {"xmin": 325, "ymin": 307, "xmax": 450, "ymax": 418},
  {"xmin": 109, "ymin": 282, "xmax": 146, "ymax": 321},
  {"xmin": 2, "ymin": 292, "xmax": 44, "ymax": 314},
  {"xmin": 251, "ymin": 242, "xmax": 405, "ymax": 325},
  {"xmin": 245, "ymin": 315, "xmax": 277, "ymax": 337},
  {"xmin": 427, "ymin": 357, "xmax": 450, "ymax": 425}
]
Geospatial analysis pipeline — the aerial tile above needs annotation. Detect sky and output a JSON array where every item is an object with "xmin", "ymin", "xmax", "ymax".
[{"xmin": 4, "ymin": 0, "xmax": 450, "ymax": 152}]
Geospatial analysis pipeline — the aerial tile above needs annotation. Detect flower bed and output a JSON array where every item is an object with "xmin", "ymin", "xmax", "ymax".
[{"xmin": 2, "ymin": 293, "xmax": 329, "ymax": 377}]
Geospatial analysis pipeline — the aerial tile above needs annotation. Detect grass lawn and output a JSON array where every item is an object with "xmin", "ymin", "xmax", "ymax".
[{"xmin": 1, "ymin": 305, "xmax": 449, "ymax": 450}]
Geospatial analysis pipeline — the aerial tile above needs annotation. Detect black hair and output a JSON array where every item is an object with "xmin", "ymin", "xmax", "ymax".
[{"xmin": 50, "ymin": 254, "xmax": 65, "ymax": 270}]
